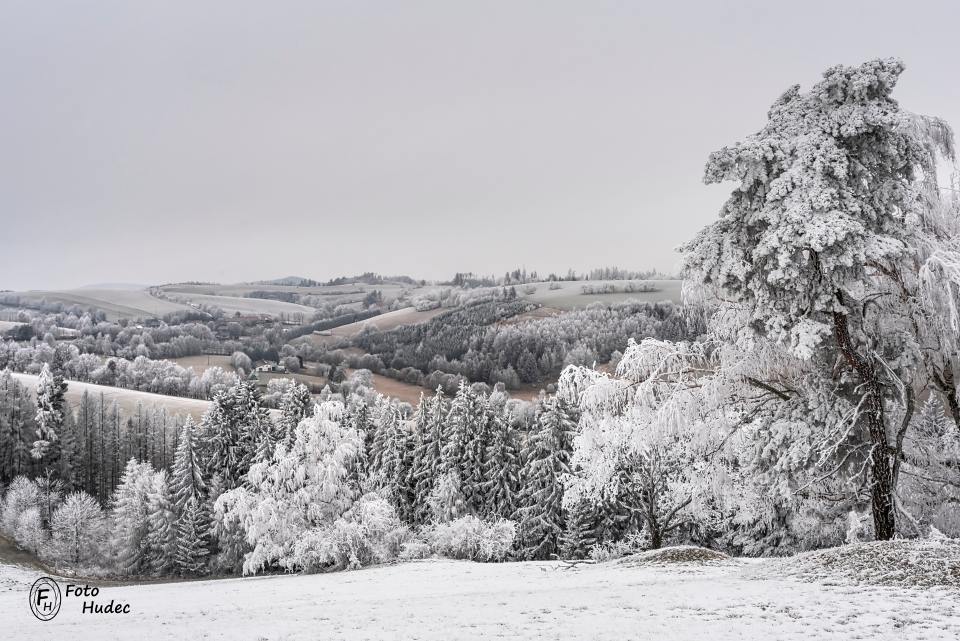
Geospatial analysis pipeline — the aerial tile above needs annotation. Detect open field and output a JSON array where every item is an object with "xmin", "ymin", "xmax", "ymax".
[
  {"xmin": 171, "ymin": 355, "xmax": 236, "ymax": 375},
  {"xmin": 161, "ymin": 281, "xmax": 414, "ymax": 307},
  {"xmin": 342, "ymin": 368, "xmax": 545, "ymax": 405},
  {"xmin": 4, "ymin": 551, "xmax": 958, "ymax": 640},
  {"xmin": 8, "ymin": 288, "xmax": 191, "ymax": 320},
  {"xmin": 11, "ymin": 373, "xmax": 212, "ymax": 420},
  {"xmin": 12, "ymin": 373, "xmax": 283, "ymax": 421},
  {"xmin": 303, "ymin": 306, "xmax": 449, "ymax": 347},
  {"xmin": 160, "ymin": 292, "xmax": 317, "ymax": 318},
  {"xmin": 254, "ymin": 370, "xmax": 328, "ymax": 391},
  {"xmin": 0, "ymin": 320, "xmax": 26, "ymax": 332},
  {"xmin": 519, "ymin": 279, "xmax": 684, "ymax": 309}
]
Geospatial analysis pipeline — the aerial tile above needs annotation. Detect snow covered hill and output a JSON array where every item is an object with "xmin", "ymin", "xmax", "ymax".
[{"xmin": 5, "ymin": 556, "xmax": 959, "ymax": 640}]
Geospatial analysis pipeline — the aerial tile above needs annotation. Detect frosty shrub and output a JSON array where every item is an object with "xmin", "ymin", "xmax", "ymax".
[
  {"xmin": 426, "ymin": 471, "xmax": 468, "ymax": 523},
  {"xmin": 1, "ymin": 476, "xmax": 39, "ymax": 534},
  {"xmin": 589, "ymin": 532, "xmax": 650, "ymax": 562},
  {"xmin": 398, "ymin": 539, "xmax": 433, "ymax": 561},
  {"xmin": 292, "ymin": 492, "xmax": 409, "ymax": 571},
  {"xmin": 15, "ymin": 507, "xmax": 45, "ymax": 555},
  {"xmin": 427, "ymin": 516, "xmax": 516, "ymax": 562},
  {"xmin": 51, "ymin": 491, "xmax": 104, "ymax": 566}
]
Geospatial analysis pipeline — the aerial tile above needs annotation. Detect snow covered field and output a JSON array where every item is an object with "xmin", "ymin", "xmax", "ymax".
[{"xmin": 5, "ymin": 556, "xmax": 958, "ymax": 641}]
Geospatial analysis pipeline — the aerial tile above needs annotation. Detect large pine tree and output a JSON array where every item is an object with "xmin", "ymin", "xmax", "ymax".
[
  {"xmin": 174, "ymin": 495, "xmax": 210, "ymax": 576},
  {"xmin": 171, "ymin": 417, "xmax": 206, "ymax": 513},
  {"xmin": 144, "ymin": 469, "xmax": 177, "ymax": 575},
  {"xmin": 411, "ymin": 388, "xmax": 447, "ymax": 523},
  {"xmin": 515, "ymin": 396, "xmax": 577, "ymax": 560},
  {"xmin": 482, "ymin": 411, "xmax": 521, "ymax": 520}
]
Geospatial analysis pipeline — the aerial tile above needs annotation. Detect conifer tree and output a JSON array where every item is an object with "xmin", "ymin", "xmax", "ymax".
[
  {"xmin": 561, "ymin": 499, "xmax": 603, "ymax": 559},
  {"xmin": 110, "ymin": 458, "xmax": 155, "ymax": 574},
  {"xmin": 279, "ymin": 383, "xmax": 313, "ymax": 445},
  {"xmin": 482, "ymin": 413, "xmax": 521, "ymax": 520},
  {"xmin": 32, "ymin": 363, "xmax": 65, "ymax": 463},
  {"xmin": 199, "ymin": 380, "xmax": 273, "ymax": 494},
  {"xmin": 174, "ymin": 495, "xmax": 210, "ymax": 575},
  {"xmin": 515, "ymin": 396, "xmax": 577, "ymax": 560},
  {"xmin": 144, "ymin": 469, "xmax": 177, "ymax": 575},
  {"xmin": 171, "ymin": 417, "xmax": 206, "ymax": 513},
  {"xmin": 441, "ymin": 382, "xmax": 488, "ymax": 511}
]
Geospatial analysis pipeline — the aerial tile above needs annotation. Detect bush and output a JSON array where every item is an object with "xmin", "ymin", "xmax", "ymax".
[
  {"xmin": 589, "ymin": 532, "xmax": 649, "ymax": 562},
  {"xmin": 427, "ymin": 516, "xmax": 516, "ymax": 562},
  {"xmin": 398, "ymin": 540, "xmax": 433, "ymax": 561},
  {"xmin": 292, "ymin": 493, "xmax": 410, "ymax": 571}
]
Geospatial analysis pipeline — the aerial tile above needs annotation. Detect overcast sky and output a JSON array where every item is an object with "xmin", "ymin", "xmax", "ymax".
[{"xmin": 1, "ymin": 1, "xmax": 958, "ymax": 290}]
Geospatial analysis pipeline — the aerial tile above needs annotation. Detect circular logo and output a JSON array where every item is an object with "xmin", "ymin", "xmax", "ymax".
[{"xmin": 29, "ymin": 577, "xmax": 61, "ymax": 621}]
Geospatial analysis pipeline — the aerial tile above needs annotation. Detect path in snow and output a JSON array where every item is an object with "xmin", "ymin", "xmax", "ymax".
[{"xmin": 4, "ymin": 558, "xmax": 958, "ymax": 640}]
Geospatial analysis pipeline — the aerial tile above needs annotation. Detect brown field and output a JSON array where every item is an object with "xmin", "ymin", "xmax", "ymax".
[
  {"xmin": 343, "ymin": 368, "xmax": 547, "ymax": 405},
  {"xmin": 172, "ymin": 354, "xmax": 236, "ymax": 375}
]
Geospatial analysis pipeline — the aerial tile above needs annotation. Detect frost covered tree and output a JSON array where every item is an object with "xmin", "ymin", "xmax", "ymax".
[
  {"xmin": 278, "ymin": 383, "xmax": 313, "ymax": 445},
  {"xmin": 678, "ymin": 58, "xmax": 956, "ymax": 541},
  {"xmin": 51, "ymin": 491, "xmax": 103, "ymax": 565},
  {"xmin": 32, "ymin": 363, "xmax": 66, "ymax": 462},
  {"xmin": 441, "ymin": 382, "xmax": 488, "ymax": 512},
  {"xmin": 411, "ymin": 388, "xmax": 447, "ymax": 523},
  {"xmin": 426, "ymin": 470, "xmax": 468, "ymax": 523},
  {"xmin": 15, "ymin": 507, "xmax": 45, "ymax": 555},
  {"xmin": 171, "ymin": 417, "xmax": 205, "ymax": 512},
  {"xmin": 515, "ymin": 396, "xmax": 576, "ymax": 559},
  {"xmin": 174, "ymin": 495, "xmax": 210, "ymax": 575},
  {"xmin": 561, "ymin": 499, "xmax": 603, "ymax": 559},
  {"xmin": 482, "ymin": 414, "xmax": 520, "ymax": 520},
  {"xmin": 899, "ymin": 396, "xmax": 960, "ymax": 536},
  {"xmin": 144, "ymin": 469, "xmax": 177, "ymax": 574},
  {"xmin": 35, "ymin": 471, "xmax": 64, "ymax": 530},
  {"xmin": 214, "ymin": 401, "xmax": 363, "ymax": 573},
  {"xmin": 199, "ymin": 380, "xmax": 273, "ymax": 493},
  {"xmin": 110, "ymin": 458, "xmax": 156, "ymax": 574}
]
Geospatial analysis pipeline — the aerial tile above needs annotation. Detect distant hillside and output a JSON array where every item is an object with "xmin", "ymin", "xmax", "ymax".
[{"xmin": 254, "ymin": 276, "xmax": 322, "ymax": 287}]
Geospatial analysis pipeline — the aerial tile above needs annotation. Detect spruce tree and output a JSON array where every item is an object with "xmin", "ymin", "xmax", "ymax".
[
  {"xmin": 110, "ymin": 458, "xmax": 155, "ymax": 575},
  {"xmin": 199, "ymin": 380, "xmax": 272, "ymax": 493},
  {"xmin": 441, "ymin": 382, "xmax": 487, "ymax": 512},
  {"xmin": 171, "ymin": 417, "xmax": 206, "ymax": 513},
  {"xmin": 32, "ymin": 363, "xmax": 65, "ymax": 463},
  {"xmin": 279, "ymin": 383, "xmax": 313, "ymax": 445},
  {"xmin": 482, "ymin": 411, "xmax": 521, "ymax": 520},
  {"xmin": 144, "ymin": 469, "xmax": 177, "ymax": 575},
  {"xmin": 561, "ymin": 499, "xmax": 604, "ymax": 559},
  {"xmin": 411, "ymin": 388, "xmax": 447, "ymax": 523},
  {"xmin": 515, "ymin": 396, "xmax": 577, "ymax": 560},
  {"xmin": 174, "ymin": 495, "xmax": 210, "ymax": 575}
]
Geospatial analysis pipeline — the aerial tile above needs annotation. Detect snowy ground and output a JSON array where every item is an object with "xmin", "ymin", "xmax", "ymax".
[{"xmin": 4, "ymin": 556, "xmax": 958, "ymax": 640}]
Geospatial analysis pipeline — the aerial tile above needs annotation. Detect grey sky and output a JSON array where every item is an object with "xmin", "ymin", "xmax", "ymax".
[{"xmin": 1, "ymin": 1, "xmax": 958, "ymax": 290}]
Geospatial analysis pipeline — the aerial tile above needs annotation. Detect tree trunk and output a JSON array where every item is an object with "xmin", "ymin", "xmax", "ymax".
[
  {"xmin": 649, "ymin": 528, "xmax": 663, "ymax": 550},
  {"xmin": 832, "ymin": 310, "xmax": 896, "ymax": 540}
]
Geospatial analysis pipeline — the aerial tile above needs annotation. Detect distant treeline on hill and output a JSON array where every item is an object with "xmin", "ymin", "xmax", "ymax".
[
  {"xmin": 446, "ymin": 266, "xmax": 678, "ymax": 288},
  {"xmin": 326, "ymin": 272, "xmax": 421, "ymax": 286}
]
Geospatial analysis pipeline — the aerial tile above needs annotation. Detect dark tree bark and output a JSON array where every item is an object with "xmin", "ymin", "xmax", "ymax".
[{"xmin": 832, "ymin": 309, "xmax": 896, "ymax": 540}]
